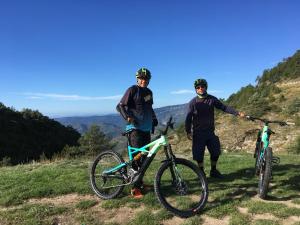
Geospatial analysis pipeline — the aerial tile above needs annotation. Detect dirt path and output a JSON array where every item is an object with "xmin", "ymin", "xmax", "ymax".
[
  {"xmin": 1, "ymin": 193, "xmax": 300, "ymax": 225},
  {"xmin": 253, "ymin": 195, "xmax": 300, "ymax": 208},
  {"xmin": 27, "ymin": 193, "xmax": 99, "ymax": 206}
]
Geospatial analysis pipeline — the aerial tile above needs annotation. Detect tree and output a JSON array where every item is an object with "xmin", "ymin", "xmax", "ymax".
[
  {"xmin": 0, "ymin": 103, "xmax": 80, "ymax": 164},
  {"xmin": 79, "ymin": 125, "xmax": 112, "ymax": 155},
  {"xmin": 21, "ymin": 108, "xmax": 44, "ymax": 120}
]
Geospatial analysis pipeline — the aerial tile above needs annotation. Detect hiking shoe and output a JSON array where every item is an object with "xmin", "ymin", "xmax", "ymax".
[
  {"xmin": 210, "ymin": 169, "xmax": 224, "ymax": 179},
  {"xmin": 131, "ymin": 188, "xmax": 143, "ymax": 199}
]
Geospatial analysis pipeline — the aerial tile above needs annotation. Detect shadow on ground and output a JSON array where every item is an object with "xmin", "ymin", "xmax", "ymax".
[{"xmin": 203, "ymin": 163, "xmax": 300, "ymax": 213}]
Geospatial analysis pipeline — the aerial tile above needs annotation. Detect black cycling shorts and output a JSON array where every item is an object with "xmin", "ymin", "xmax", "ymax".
[
  {"xmin": 129, "ymin": 129, "xmax": 151, "ymax": 149},
  {"xmin": 129, "ymin": 129, "xmax": 151, "ymax": 188},
  {"xmin": 192, "ymin": 131, "xmax": 221, "ymax": 162}
]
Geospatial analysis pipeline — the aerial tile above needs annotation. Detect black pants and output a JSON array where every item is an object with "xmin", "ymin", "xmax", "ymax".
[
  {"xmin": 129, "ymin": 129, "xmax": 151, "ymax": 188},
  {"xmin": 192, "ymin": 130, "xmax": 221, "ymax": 162}
]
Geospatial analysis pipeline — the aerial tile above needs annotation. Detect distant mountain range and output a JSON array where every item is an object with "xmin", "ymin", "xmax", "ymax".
[{"xmin": 55, "ymin": 103, "xmax": 188, "ymax": 137}]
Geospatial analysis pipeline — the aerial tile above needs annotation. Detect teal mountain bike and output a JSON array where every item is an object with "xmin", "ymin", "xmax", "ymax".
[
  {"xmin": 90, "ymin": 117, "xmax": 208, "ymax": 218},
  {"xmin": 246, "ymin": 116, "xmax": 293, "ymax": 199}
]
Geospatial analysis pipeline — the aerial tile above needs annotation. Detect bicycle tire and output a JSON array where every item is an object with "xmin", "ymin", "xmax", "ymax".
[
  {"xmin": 258, "ymin": 147, "xmax": 272, "ymax": 199},
  {"xmin": 90, "ymin": 150, "xmax": 126, "ymax": 199},
  {"xmin": 154, "ymin": 158, "xmax": 208, "ymax": 218},
  {"xmin": 254, "ymin": 146, "xmax": 260, "ymax": 176}
]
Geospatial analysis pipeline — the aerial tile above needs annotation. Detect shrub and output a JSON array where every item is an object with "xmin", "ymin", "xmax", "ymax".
[
  {"xmin": 0, "ymin": 156, "xmax": 11, "ymax": 167},
  {"xmin": 288, "ymin": 135, "xmax": 300, "ymax": 154},
  {"xmin": 79, "ymin": 125, "xmax": 113, "ymax": 156},
  {"xmin": 285, "ymin": 98, "xmax": 300, "ymax": 114},
  {"xmin": 279, "ymin": 94, "xmax": 286, "ymax": 102},
  {"xmin": 61, "ymin": 145, "xmax": 85, "ymax": 158}
]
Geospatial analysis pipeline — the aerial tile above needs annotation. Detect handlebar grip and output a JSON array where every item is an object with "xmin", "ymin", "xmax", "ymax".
[{"xmin": 286, "ymin": 122, "xmax": 295, "ymax": 126}]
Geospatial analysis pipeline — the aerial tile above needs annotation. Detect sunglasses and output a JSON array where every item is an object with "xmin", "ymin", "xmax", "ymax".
[
  {"xmin": 137, "ymin": 77, "xmax": 150, "ymax": 80},
  {"xmin": 196, "ymin": 85, "xmax": 206, "ymax": 89}
]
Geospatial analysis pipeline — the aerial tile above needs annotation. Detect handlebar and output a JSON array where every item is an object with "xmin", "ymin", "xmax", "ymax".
[{"xmin": 246, "ymin": 115, "xmax": 294, "ymax": 126}]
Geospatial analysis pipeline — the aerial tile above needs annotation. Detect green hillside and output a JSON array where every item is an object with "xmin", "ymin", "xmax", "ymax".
[
  {"xmin": 217, "ymin": 50, "xmax": 300, "ymax": 153},
  {"xmin": 0, "ymin": 103, "xmax": 80, "ymax": 165},
  {"xmin": 226, "ymin": 50, "xmax": 300, "ymax": 117}
]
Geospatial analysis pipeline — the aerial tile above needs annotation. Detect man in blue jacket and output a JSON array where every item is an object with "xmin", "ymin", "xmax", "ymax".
[
  {"xmin": 185, "ymin": 78, "xmax": 245, "ymax": 178},
  {"xmin": 116, "ymin": 68, "xmax": 158, "ymax": 198}
]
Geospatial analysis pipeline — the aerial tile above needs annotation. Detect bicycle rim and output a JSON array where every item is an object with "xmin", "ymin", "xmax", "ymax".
[
  {"xmin": 90, "ymin": 151, "xmax": 125, "ymax": 199},
  {"xmin": 154, "ymin": 158, "xmax": 208, "ymax": 218}
]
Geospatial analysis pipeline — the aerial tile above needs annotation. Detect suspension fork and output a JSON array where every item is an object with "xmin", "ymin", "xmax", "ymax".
[
  {"xmin": 164, "ymin": 144, "xmax": 180, "ymax": 182},
  {"xmin": 254, "ymin": 130, "xmax": 262, "ymax": 158},
  {"xmin": 258, "ymin": 147, "xmax": 267, "ymax": 171}
]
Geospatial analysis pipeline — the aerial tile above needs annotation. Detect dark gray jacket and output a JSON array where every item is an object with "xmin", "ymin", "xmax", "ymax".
[{"xmin": 185, "ymin": 94, "xmax": 238, "ymax": 133}]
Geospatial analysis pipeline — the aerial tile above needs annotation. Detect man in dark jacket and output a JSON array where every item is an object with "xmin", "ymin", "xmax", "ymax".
[
  {"xmin": 116, "ymin": 68, "xmax": 158, "ymax": 198},
  {"xmin": 185, "ymin": 78, "xmax": 245, "ymax": 178}
]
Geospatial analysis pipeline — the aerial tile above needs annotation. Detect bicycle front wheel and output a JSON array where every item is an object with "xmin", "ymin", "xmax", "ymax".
[
  {"xmin": 154, "ymin": 158, "xmax": 208, "ymax": 218},
  {"xmin": 90, "ymin": 150, "xmax": 126, "ymax": 200},
  {"xmin": 258, "ymin": 148, "xmax": 272, "ymax": 199},
  {"xmin": 254, "ymin": 146, "xmax": 260, "ymax": 176}
]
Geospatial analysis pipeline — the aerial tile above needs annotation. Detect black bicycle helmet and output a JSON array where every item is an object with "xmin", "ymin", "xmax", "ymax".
[
  {"xmin": 194, "ymin": 79, "xmax": 208, "ymax": 89},
  {"xmin": 136, "ymin": 68, "xmax": 151, "ymax": 80}
]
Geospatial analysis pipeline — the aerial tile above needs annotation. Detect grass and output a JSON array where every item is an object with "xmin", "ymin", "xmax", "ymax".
[
  {"xmin": 0, "ymin": 153, "xmax": 299, "ymax": 225},
  {"xmin": 76, "ymin": 199, "xmax": 98, "ymax": 209},
  {"xmin": 292, "ymin": 198, "xmax": 300, "ymax": 205},
  {"xmin": 253, "ymin": 220, "xmax": 281, "ymax": 225},
  {"xmin": 229, "ymin": 212, "xmax": 251, "ymax": 225},
  {"xmin": 242, "ymin": 200, "xmax": 300, "ymax": 218},
  {"xmin": 0, "ymin": 203, "xmax": 68, "ymax": 225},
  {"xmin": 181, "ymin": 214, "xmax": 205, "ymax": 225},
  {"xmin": 127, "ymin": 210, "xmax": 161, "ymax": 225},
  {"xmin": 0, "ymin": 159, "xmax": 91, "ymax": 206}
]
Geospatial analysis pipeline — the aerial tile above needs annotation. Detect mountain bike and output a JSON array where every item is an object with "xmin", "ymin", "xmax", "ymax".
[
  {"xmin": 90, "ymin": 117, "xmax": 208, "ymax": 218},
  {"xmin": 246, "ymin": 116, "xmax": 293, "ymax": 199}
]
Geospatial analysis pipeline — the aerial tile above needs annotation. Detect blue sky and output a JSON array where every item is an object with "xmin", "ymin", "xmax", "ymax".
[{"xmin": 1, "ymin": 0, "xmax": 300, "ymax": 118}]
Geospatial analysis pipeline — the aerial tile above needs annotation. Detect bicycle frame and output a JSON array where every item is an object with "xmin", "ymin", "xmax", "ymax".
[
  {"xmin": 128, "ymin": 135, "xmax": 167, "ymax": 160},
  {"xmin": 103, "ymin": 135, "xmax": 168, "ymax": 175},
  {"xmin": 249, "ymin": 116, "xmax": 289, "ymax": 167},
  {"xmin": 258, "ymin": 123, "xmax": 271, "ymax": 162}
]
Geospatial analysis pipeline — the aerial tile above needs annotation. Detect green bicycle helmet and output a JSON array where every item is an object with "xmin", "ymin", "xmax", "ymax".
[
  {"xmin": 136, "ymin": 68, "xmax": 151, "ymax": 80},
  {"xmin": 194, "ymin": 79, "xmax": 208, "ymax": 89}
]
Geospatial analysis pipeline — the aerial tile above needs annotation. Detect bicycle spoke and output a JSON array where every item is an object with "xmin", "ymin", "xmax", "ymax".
[
  {"xmin": 90, "ymin": 151, "xmax": 126, "ymax": 199},
  {"xmin": 155, "ymin": 158, "xmax": 208, "ymax": 217}
]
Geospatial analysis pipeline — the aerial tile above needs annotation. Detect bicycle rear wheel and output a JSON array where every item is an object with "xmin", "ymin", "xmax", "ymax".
[
  {"xmin": 90, "ymin": 150, "xmax": 126, "ymax": 199},
  {"xmin": 154, "ymin": 158, "xmax": 208, "ymax": 218},
  {"xmin": 258, "ymin": 148, "xmax": 272, "ymax": 199}
]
